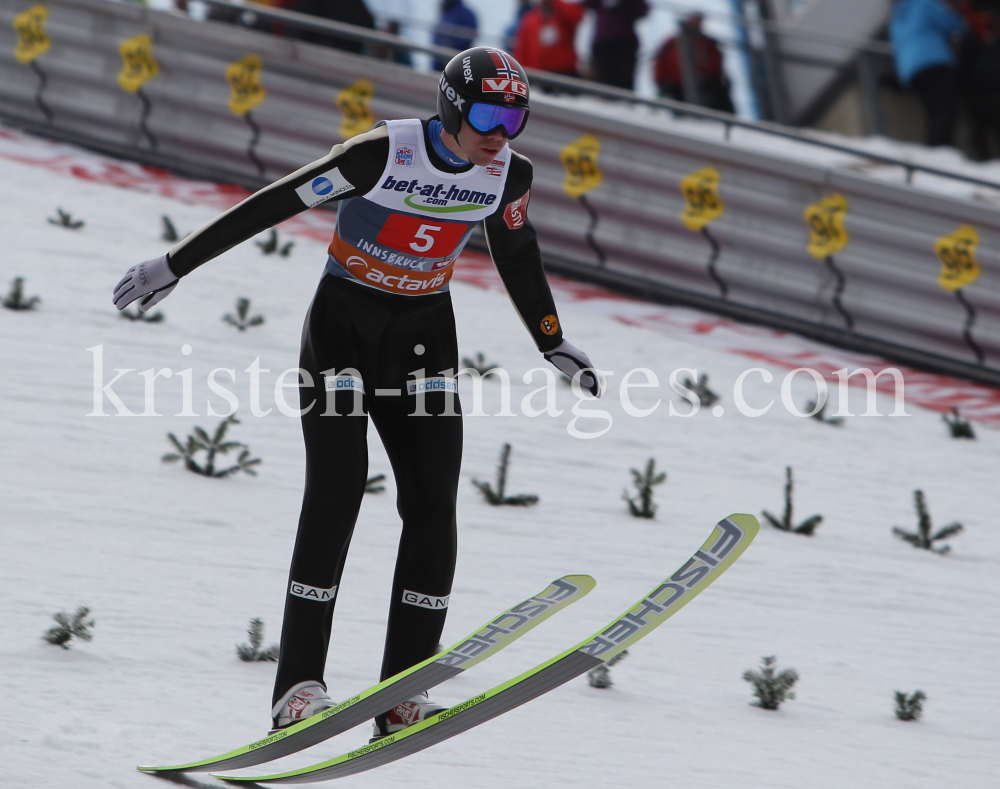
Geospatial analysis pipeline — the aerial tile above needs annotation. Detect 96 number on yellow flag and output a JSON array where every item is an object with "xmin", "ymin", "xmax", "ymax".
[
  {"xmin": 560, "ymin": 134, "xmax": 602, "ymax": 198},
  {"xmin": 226, "ymin": 55, "xmax": 267, "ymax": 117},
  {"xmin": 680, "ymin": 167, "xmax": 724, "ymax": 231},
  {"xmin": 935, "ymin": 225, "xmax": 981, "ymax": 292},
  {"xmin": 118, "ymin": 34, "xmax": 158, "ymax": 94},
  {"xmin": 804, "ymin": 194, "xmax": 849, "ymax": 258},
  {"xmin": 337, "ymin": 80, "xmax": 375, "ymax": 140},
  {"xmin": 14, "ymin": 4, "xmax": 50, "ymax": 64}
]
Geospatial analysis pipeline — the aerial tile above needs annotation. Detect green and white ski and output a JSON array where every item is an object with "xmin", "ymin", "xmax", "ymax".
[
  {"xmin": 215, "ymin": 513, "xmax": 758, "ymax": 784},
  {"xmin": 137, "ymin": 574, "xmax": 595, "ymax": 774}
]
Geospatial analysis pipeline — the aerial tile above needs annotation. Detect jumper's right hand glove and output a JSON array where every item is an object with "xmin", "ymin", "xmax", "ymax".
[
  {"xmin": 112, "ymin": 254, "xmax": 178, "ymax": 312},
  {"xmin": 544, "ymin": 339, "xmax": 606, "ymax": 398}
]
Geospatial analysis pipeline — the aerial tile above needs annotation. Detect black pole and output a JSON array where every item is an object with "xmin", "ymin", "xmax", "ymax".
[
  {"xmin": 244, "ymin": 110, "xmax": 265, "ymax": 178},
  {"xmin": 29, "ymin": 60, "xmax": 53, "ymax": 123},
  {"xmin": 578, "ymin": 195, "xmax": 606, "ymax": 268}
]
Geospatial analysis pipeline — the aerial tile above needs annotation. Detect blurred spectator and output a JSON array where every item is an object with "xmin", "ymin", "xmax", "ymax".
[
  {"xmin": 889, "ymin": 0, "xmax": 968, "ymax": 147},
  {"xmin": 295, "ymin": 0, "xmax": 376, "ymax": 53},
  {"xmin": 504, "ymin": 0, "xmax": 533, "ymax": 54},
  {"xmin": 374, "ymin": 20, "xmax": 415, "ymax": 68},
  {"xmin": 515, "ymin": 0, "xmax": 585, "ymax": 77},
  {"xmin": 955, "ymin": 0, "xmax": 1000, "ymax": 159},
  {"xmin": 585, "ymin": 0, "xmax": 648, "ymax": 91},
  {"xmin": 653, "ymin": 13, "xmax": 734, "ymax": 112},
  {"xmin": 433, "ymin": 0, "xmax": 478, "ymax": 70}
]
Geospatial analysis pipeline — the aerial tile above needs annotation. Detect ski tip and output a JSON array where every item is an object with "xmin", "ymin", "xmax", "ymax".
[
  {"xmin": 723, "ymin": 513, "xmax": 761, "ymax": 538},
  {"xmin": 556, "ymin": 574, "xmax": 597, "ymax": 594}
]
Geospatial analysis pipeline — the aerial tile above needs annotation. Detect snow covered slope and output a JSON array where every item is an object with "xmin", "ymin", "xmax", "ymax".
[{"xmin": 1, "ymin": 129, "xmax": 998, "ymax": 789}]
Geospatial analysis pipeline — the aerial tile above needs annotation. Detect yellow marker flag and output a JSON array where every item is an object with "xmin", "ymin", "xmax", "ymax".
[
  {"xmin": 14, "ymin": 5, "xmax": 50, "ymax": 64},
  {"xmin": 226, "ymin": 55, "xmax": 266, "ymax": 117},
  {"xmin": 680, "ymin": 167, "xmax": 724, "ymax": 231},
  {"xmin": 337, "ymin": 80, "xmax": 375, "ymax": 140},
  {"xmin": 560, "ymin": 134, "xmax": 602, "ymax": 198},
  {"xmin": 118, "ymin": 34, "xmax": 159, "ymax": 94},
  {"xmin": 804, "ymin": 193, "xmax": 850, "ymax": 258},
  {"xmin": 935, "ymin": 225, "xmax": 981, "ymax": 292}
]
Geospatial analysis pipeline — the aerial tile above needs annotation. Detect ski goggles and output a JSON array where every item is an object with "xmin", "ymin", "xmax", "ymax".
[{"xmin": 466, "ymin": 103, "xmax": 529, "ymax": 138}]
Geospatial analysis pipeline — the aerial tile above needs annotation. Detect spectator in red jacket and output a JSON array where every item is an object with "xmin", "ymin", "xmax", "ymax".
[
  {"xmin": 515, "ymin": 0, "xmax": 586, "ymax": 77},
  {"xmin": 654, "ymin": 13, "xmax": 734, "ymax": 112}
]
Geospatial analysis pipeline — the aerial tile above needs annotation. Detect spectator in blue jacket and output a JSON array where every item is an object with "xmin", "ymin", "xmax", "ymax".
[
  {"xmin": 890, "ymin": 0, "xmax": 968, "ymax": 146},
  {"xmin": 433, "ymin": 0, "xmax": 478, "ymax": 70}
]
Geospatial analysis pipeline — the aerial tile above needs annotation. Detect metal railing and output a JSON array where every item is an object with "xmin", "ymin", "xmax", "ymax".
[{"xmin": 193, "ymin": 0, "xmax": 1000, "ymax": 194}]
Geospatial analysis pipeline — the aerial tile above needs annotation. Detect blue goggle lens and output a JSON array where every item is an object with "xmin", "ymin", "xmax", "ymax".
[{"xmin": 467, "ymin": 103, "xmax": 528, "ymax": 137}]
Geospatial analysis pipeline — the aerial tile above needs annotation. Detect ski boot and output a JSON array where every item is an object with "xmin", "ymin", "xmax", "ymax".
[
  {"xmin": 370, "ymin": 692, "xmax": 446, "ymax": 741},
  {"xmin": 271, "ymin": 680, "xmax": 334, "ymax": 731}
]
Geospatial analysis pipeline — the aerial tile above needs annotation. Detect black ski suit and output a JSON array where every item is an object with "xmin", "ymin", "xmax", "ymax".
[{"xmin": 163, "ymin": 118, "xmax": 563, "ymax": 704}]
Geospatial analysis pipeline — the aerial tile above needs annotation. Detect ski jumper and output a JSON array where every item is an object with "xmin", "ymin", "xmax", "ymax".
[{"xmin": 163, "ymin": 118, "xmax": 564, "ymax": 705}]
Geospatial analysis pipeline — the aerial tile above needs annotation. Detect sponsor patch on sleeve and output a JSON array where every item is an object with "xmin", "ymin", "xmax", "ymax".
[
  {"xmin": 406, "ymin": 377, "xmax": 458, "ymax": 395},
  {"xmin": 295, "ymin": 167, "xmax": 355, "ymax": 208},
  {"xmin": 503, "ymin": 189, "xmax": 530, "ymax": 230}
]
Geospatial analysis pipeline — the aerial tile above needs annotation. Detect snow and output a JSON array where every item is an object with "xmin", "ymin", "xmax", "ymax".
[{"xmin": 2, "ymin": 129, "xmax": 999, "ymax": 789}]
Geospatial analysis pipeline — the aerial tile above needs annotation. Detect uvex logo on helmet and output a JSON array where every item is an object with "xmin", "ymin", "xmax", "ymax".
[{"xmin": 439, "ymin": 74, "xmax": 466, "ymax": 111}]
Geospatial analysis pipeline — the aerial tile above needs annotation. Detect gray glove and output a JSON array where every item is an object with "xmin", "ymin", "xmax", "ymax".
[
  {"xmin": 113, "ymin": 254, "xmax": 178, "ymax": 312},
  {"xmin": 544, "ymin": 339, "xmax": 606, "ymax": 398}
]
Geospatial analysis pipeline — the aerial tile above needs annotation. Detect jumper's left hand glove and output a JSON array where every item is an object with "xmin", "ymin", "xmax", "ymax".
[
  {"xmin": 112, "ymin": 254, "xmax": 178, "ymax": 312},
  {"xmin": 544, "ymin": 339, "xmax": 606, "ymax": 398}
]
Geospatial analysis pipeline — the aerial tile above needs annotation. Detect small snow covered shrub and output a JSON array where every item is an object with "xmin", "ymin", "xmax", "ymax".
[
  {"xmin": 681, "ymin": 372, "xmax": 719, "ymax": 408},
  {"xmin": 2, "ymin": 277, "xmax": 40, "ymax": 311},
  {"xmin": 223, "ymin": 297, "xmax": 265, "ymax": 331},
  {"xmin": 460, "ymin": 352, "xmax": 496, "ymax": 376},
  {"xmin": 587, "ymin": 650, "xmax": 628, "ymax": 689},
  {"xmin": 43, "ymin": 606, "xmax": 95, "ymax": 649},
  {"xmin": 256, "ymin": 229, "xmax": 294, "ymax": 257},
  {"xmin": 472, "ymin": 443, "xmax": 538, "ymax": 506},
  {"xmin": 743, "ymin": 656, "xmax": 798, "ymax": 710},
  {"xmin": 622, "ymin": 458, "xmax": 666, "ymax": 519},
  {"xmin": 942, "ymin": 408, "xmax": 974, "ymax": 439},
  {"xmin": 804, "ymin": 398, "xmax": 844, "ymax": 426},
  {"xmin": 894, "ymin": 690, "xmax": 926, "ymax": 721},
  {"xmin": 237, "ymin": 618, "xmax": 280, "ymax": 662},
  {"xmin": 892, "ymin": 490, "xmax": 962, "ymax": 554},
  {"xmin": 48, "ymin": 208, "xmax": 84, "ymax": 229},
  {"xmin": 161, "ymin": 214, "xmax": 180, "ymax": 242},
  {"xmin": 162, "ymin": 414, "xmax": 261, "ymax": 478},
  {"xmin": 119, "ymin": 304, "xmax": 164, "ymax": 322},
  {"xmin": 762, "ymin": 466, "xmax": 822, "ymax": 535}
]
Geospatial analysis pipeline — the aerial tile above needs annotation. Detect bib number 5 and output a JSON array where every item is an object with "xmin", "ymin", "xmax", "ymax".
[{"xmin": 410, "ymin": 224, "xmax": 441, "ymax": 253}]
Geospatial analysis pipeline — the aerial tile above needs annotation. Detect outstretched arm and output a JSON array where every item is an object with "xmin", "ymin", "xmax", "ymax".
[{"xmin": 112, "ymin": 126, "xmax": 390, "ymax": 310}]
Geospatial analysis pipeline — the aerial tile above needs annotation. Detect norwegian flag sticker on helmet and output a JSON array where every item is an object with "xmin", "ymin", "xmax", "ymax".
[{"xmin": 487, "ymin": 48, "xmax": 518, "ymax": 80}]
